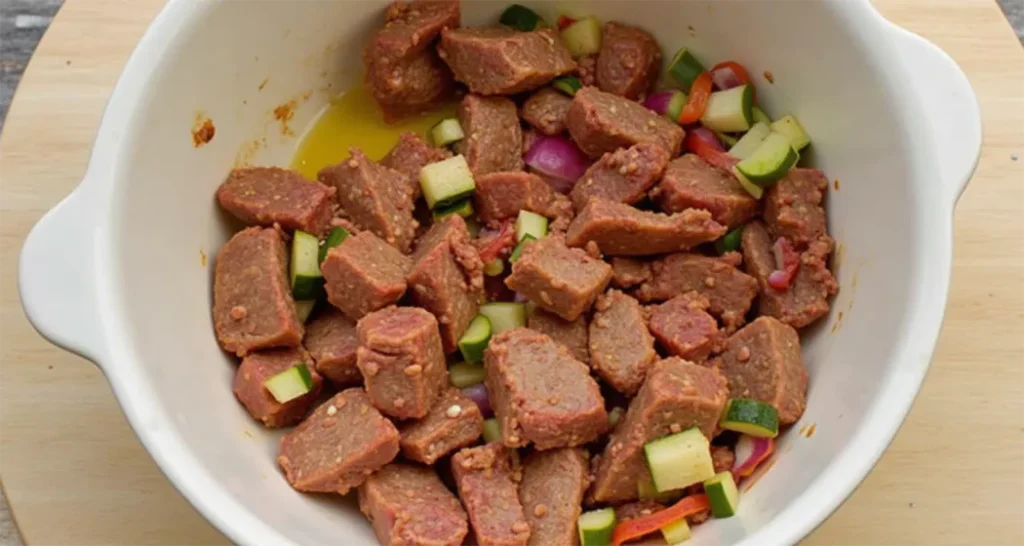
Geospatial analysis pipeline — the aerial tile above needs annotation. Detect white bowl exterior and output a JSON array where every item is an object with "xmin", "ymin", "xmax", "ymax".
[{"xmin": 18, "ymin": 1, "xmax": 981, "ymax": 545}]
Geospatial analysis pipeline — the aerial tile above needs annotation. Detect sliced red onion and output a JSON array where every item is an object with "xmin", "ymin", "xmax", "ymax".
[
  {"xmin": 513, "ymin": 291, "xmax": 530, "ymax": 303},
  {"xmin": 642, "ymin": 90, "xmax": 677, "ymax": 115},
  {"xmin": 524, "ymin": 134, "xmax": 590, "ymax": 184},
  {"xmin": 768, "ymin": 237, "xmax": 800, "ymax": 291},
  {"xmin": 711, "ymin": 65, "xmax": 743, "ymax": 91},
  {"xmin": 733, "ymin": 435, "xmax": 775, "ymax": 478},
  {"xmin": 767, "ymin": 270, "xmax": 791, "ymax": 291},
  {"xmin": 461, "ymin": 383, "xmax": 493, "ymax": 418},
  {"xmin": 689, "ymin": 127, "xmax": 725, "ymax": 152}
]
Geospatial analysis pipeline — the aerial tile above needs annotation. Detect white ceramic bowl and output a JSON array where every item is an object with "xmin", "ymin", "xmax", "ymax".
[{"xmin": 19, "ymin": 1, "xmax": 981, "ymax": 544}]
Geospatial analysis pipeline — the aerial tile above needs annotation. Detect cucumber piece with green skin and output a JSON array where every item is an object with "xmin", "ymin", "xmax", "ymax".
[
  {"xmin": 482, "ymin": 418, "xmax": 502, "ymax": 443},
  {"xmin": 294, "ymin": 299, "xmax": 318, "ymax": 323},
  {"xmin": 515, "ymin": 210, "xmax": 548, "ymax": 241},
  {"xmin": 449, "ymin": 362, "xmax": 486, "ymax": 388},
  {"xmin": 509, "ymin": 234, "xmax": 537, "ymax": 263},
  {"xmin": 771, "ymin": 115, "xmax": 811, "ymax": 151},
  {"xmin": 660, "ymin": 518, "xmax": 692, "ymax": 544},
  {"xmin": 430, "ymin": 118, "xmax": 465, "ymax": 147},
  {"xmin": 719, "ymin": 398, "xmax": 780, "ymax": 437},
  {"xmin": 500, "ymin": 4, "xmax": 543, "ymax": 31},
  {"xmin": 735, "ymin": 132, "xmax": 799, "ymax": 187},
  {"xmin": 731, "ymin": 166, "xmax": 763, "ymax": 199},
  {"xmin": 714, "ymin": 130, "xmax": 738, "ymax": 147},
  {"xmin": 420, "ymin": 155, "xmax": 476, "ymax": 209},
  {"xmin": 432, "ymin": 199, "xmax": 474, "ymax": 220},
  {"xmin": 668, "ymin": 48, "xmax": 705, "ymax": 91},
  {"xmin": 553, "ymin": 76, "xmax": 583, "ymax": 96},
  {"xmin": 666, "ymin": 91, "xmax": 688, "ymax": 123},
  {"xmin": 458, "ymin": 315, "xmax": 492, "ymax": 363},
  {"xmin": 478, "ymin": 302, "xmax": 526, "ymax": 334},
  {"xmin": 714, "ymin": 228, "xmax": 743, "ymax": 255},
  {"xmin": 703, "ymin": 471, "xmax": 740, "ymax": 518},
  {"xmin": 700, "ymin": 85, "xmax": 753, "ymax": 133},
  {"xmin": 561, "ymin": 17, "xmax": 602, "ymax": 57},
  {"xmin": 264, "ymin": 363, "xmax": 314, "ymax": 403},
  {"xmin": 291, "ymin": 230, "xmax": 324, "ymax": 300},
  {"xmin": 577, "ymin": 508, "xmax": 617, "ymax": 546},
  {"xmin": 484, "ymin": 259, "xmax": 505, "ymax": 277},
  {"xmin": 643, "ymin": 427, "xmax": 715, "ymax": 492},
  {"xmin": 751, "ymin": 105, "xmax": 772, "ymax": 126},
  {"xmin": 728, "ymin": 122, "xmax": 771, "ymax": 160},
  {"xmin": 318, "ymin": 226, "xmax": 350, "ymax": 263}
]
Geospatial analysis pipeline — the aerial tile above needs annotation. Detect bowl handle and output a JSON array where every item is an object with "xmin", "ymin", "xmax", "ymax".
[
  {"xmin": 19, "ymin": 186, "xmax": 107, "ymax": 364},
  {"xmin": 889, "ymin": 26, "xmax": 982, "ymax": 207}
]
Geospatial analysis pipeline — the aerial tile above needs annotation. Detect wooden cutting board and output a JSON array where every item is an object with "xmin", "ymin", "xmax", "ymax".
[{"xmin": 1, "ymin": 0, "xmax": 1021, "ymax": 544}]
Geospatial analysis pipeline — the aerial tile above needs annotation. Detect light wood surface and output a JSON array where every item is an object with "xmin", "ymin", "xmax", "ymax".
[{"xmin": 1, "ymin": 1, "xmax": 1022, "ymax": 544}]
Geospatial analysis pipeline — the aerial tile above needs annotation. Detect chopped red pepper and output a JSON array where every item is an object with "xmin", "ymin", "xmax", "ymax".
[
  {"xmin": 710, "ymin": 61, "xmax": 755, "ymax": 100},
  {"xmin": 677, "ymin": 71, "xmax": 712, "ymax": 125},
  {"xmin": 767, "ymin": 237, "xmax": 800, "ymax": 291},
  {"xmin": 556, "ymin": 15, "xmax": 577, "ymax": 30},
  {"xmin": 476, "ymin": 220, "xmax": 515, "ymax": 263},
  {"xmin": 686, "ymin": 130, "xmax": 739, "ymax": 172},
  {"xmin": 611, "ymin": 494, "xmax": 711, "ymax": 546}
]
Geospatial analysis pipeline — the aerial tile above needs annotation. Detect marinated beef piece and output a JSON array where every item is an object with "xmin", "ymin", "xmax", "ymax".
[
  {"xmin": 590, "ymin": 359, "xmax": 728, "ymax": 503},
  {"xmin": 615, "ymin": 500, "xmax": 665, "ymax": 522},
  {"xmin": 764, "ymin": 167, "xmax": 830, "ymax": 245},
  {"xmin": 651, "ymin": 154, "xmax": 759, "ymax": 229},
  {"xmin": 485, "ymin": 328, "xmax": 608, "ymax": 449},
  {"xmin": 438, "ymin": 27, "xmax": 576, "ymax": 95},
  {"xmin": 569, "ymin": 142, "xmax": 669, "ymax": 211},
  {"xmin": 364, "ymin": 0, "xmax": 459, "ymax": 122},
  {"xmin": 595, "ymin": 22, "xmax": 662, "ymax": 100},
  {"xmin": 318, "ymin": 149, "xmax": 418, "ymax": 252},
  {"xmin": 565, "ymin": 198, "xmax": 726, "ymax": 256},
  {"xmin": 505, "ymin": 236, "xmax": 612, "ymax": 321},
  {"xmin": 566, "ymin": 87, "xmax": 684, "ymax": 158},
  {"xmin": 233, "ymin": 347, "xmax": 323, "ymax": 428},
  {"xmin": 357, "ymin": 306, "xmax": 448, "ymax": 419},
  {"xmin": 576, "ymin": 54, "xmax": 597, "ymax": 86},
  {"xmin": 635, "ymin": 253, "xmax": 758, "ymax": 332},
  {"xmin": 454, "ymin": 94, "xmax": 524, "ymax": 176},
  {"xmin": 527, "ymin": 309, "xmax": 589, "ymax": 364},
  {"xmin": 399, "ymin": 388, "xmax": 484, "ymax": 464},
  {"xmin": 381, "ymin": 131, "xmax": 452, "ymax": 201},
  {"xmin": 216, "ymin": 167, "xmax": 336, "ymax": 235},
  {"xmin": 452, "ymin": 443, "xmax": 531, "ymax": 546},
  {"xmin": 712, "ymin": 445, "xmax": 735, "ymax": 474},
  {"xmin": 648, "ymin": 293, "xmax": 721, "ymax": 362},
  {"xmin": 359, "ymin": 463, "xmax": 469, "ymax": 546},
  {"xmin": 518, "ymin": 448, "xmax": 590, "ymax": 546},
  {"xmin": 710, "ymin": 316, "xmax": 808, "ymax": 425},
  {"xmin": 277, "ymin": 389, "xmax": 399, "ymax": 494},
  {"xmin": 741, "ymin": 221, "xmax": 838, "ymax": 329},
  {"xmin": 520, "ymin": 87, "xmax": 573, "ymax": 135},
  {"xmin": 321, "ymin": 231, "xmax": 412, "ymax": 321},
  {"xmin": 408, "ymin": 215, "xmax": 485, "ymax": 352},
  {"xmin": 474, "ymin": 171, "xmax": 574, "ymax": 229},
  {"xmin": 213, "ymin": 227, "xmax": 303, "ymax": 356},
  {"xmin": 304, "ymin": 307, "xmax": 361, "ymax": 386},
  {"xmin": 589, "ymin": 290, "xmax": 656, "ymax": 395},
  {"xmin": 611, "ymin": 257, "xmax": 652, "ymax": 289}
]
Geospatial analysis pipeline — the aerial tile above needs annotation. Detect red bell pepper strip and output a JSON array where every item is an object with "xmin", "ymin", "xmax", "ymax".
[
  {"xmin": 686, "ymin": 131, "xmax": 740, "ymax": 172},
  {"xmin": 677, "ymin": 71, "xmax": 713, "ymax": 125},
  {"xmin": 611, "ymin": 494, "xmax": 711, "ymax": 546},
  {"xmin": 477, "ymin": 220, "xmax": 515, "ymax": 264},
  {"xmin": 556, "ymin": 15, "xmax": 577, "ymax": 30}
]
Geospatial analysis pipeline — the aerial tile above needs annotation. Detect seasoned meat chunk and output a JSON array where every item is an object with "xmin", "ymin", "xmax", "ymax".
[
  {"xmin": 590, "ymin": 359, "xmax": 728, "ymax": 503},
  {"xmin": 651, "ymin": 154, "xmax": 760, "ymax": 229},
  {"xmin": 764, "ymin": 167, "xmax": 830, "ymax": 245},
  {"xmin": 589, "ymin": 289, "xmax": 657, "ymax": 395},
  {"xmin": 474, "ymin": 171, "xmax": 574, "ymax": 229},
  {"xmin": 233, "ymin": 347, "xmax": 323, "ymax": 428},
  {"xmin": 359, "ymin": 463, "xmax": 468, "ymax": 546},
  {"xmin": 321, "ymin": 231, "xmax": 412, "ymax": 321},
  {"xmin": 527, "ymin": 309, "xmax": 589, "ymax": 364},
  {"xmin": 636, "ymin": 253, "xmax": 758, "ymax": 331},
  {"xmin": 452, "ymin": 443, "xmax": 531, "ymax": 546},
  {"xmin": 648, "ymin": 293, "xmax": 721, "ymax": 362},
  {"xmin": 611, "ymin": 257, "xmax": 651, "ymax": 289},
  {"xmin": 277, "ymin": 389, "xmax": 399, "ymax": 494},
  {"xmin": 357, "ymin": 306, "xmax": 448, "ymax": 419},
  {"xmin": 381, "ymin": 131, "xmax": 452, "ymax": 201},
  {"xmin": 217, "ymin": 167, "xmax": 336, "ymax": 235},
  {"xmin": 615, "ymin": 500, "xmax": 665, "ymax": 522},
  {"xmin": 569, "ymin": 142, "xmax": 669, "ymax": 211},
  {"xmin": 438, "ymin": 27, "xmax": 576, "ymax": 95},
  {"xmin": 520, "ymin": 87, "xmax": 573, "ymax": 135},
  {"xmin": 565, "ymin": 198, "xmax": 726, "ymax": 256},
  {"xmin": 399, "ymin": 388, "xmax": 484, "ymax": 464},
  {"xmin": 505, "ymin": 236, "xmax": 612, "ymax": 321},
  {"xmin": 518, "ymin": 448, "xmax": 591, "ymax": 546},
  {"xmin": 595, "ymin": 22, "xmax": 662, "ymax": 100},
  {"xmin": 566, "ymin": 87, "xmax": 684, "ymax": 158},
  {"xmin": 485, "ymin": 328, "xmax": 608, "ymax": 449},
  {"xmin": 454, "ymin": 94, "xmax": 524, "ymax": 176},
  {"xmin": 213, "ymin": 227, "xmax": 303, "ymax": 356},
  {"xmin": 304, "ymin": 307, "xmax": 361, "ymax": 386},
  {"xmin": 710, "ymin": 316, "xmax": 808, "ymax": 425}
]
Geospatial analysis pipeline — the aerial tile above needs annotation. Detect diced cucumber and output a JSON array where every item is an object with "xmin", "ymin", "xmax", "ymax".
[
  {"xmin": 643, "ymin": 427, "xmax": 715, "ymax": 492},
  {"xmin": 700, "ymin": 85, "xmax": 753, "ymax": 133},
  {"xmin": 484, "ymin": 259, "xmax": 505, "ymax": 277},
  {"xmin": 294, "ymin": 299, "xmax": 317, "ymax": 323},
  {"xmin": 731, "ymin": 166, "xmax": 763, "ymax": 199},
  {"xmin": 735, "ymin": 132, "xmax": 799, "ymax": 187},
  {"xmin": 718, "ymin": 398, "xmax": 780, "ymax": 438},
  {"xmin": 420, "ymin": 155, "xmax": 476, "ymax": 209},
  {"xmin": 263, "ymin": 363, "xmax": 314, "ymax": 403},
  {"xmin": 478, "ymin": 302, "xmax": 526, "ymax": 334},
  {"xmin": 577, "ymin": 508, "xmax": 617, "ymax": 546},
  {"xmin": 500, "ymin": 4, "xmax": 543, "ymax": 31},
  {"xmin": 714, "ymin": 228, "xmax": 743, "ymax": 255},
  {"xmin": 703, "ymin": 471, "xmax": 740, "ymax": 518},
  {"xmin": 714, "ymin": 130, "xmax": 738, "ymax": 147},
  {"xmin": 291, "ymin": 230, "xmax": 324, "ymax": 300},
  {"xmin": 524, "ymin": 300, "xmax": 537, "ymax": 318},
  {"xmin": 561, "ymin": 17, "xmax": 602, "ymax": 57},
  {"xmin": 458, "ymin": 315, "xmax": 492, "ymax": 363},
  {"xmin": 449, "ymin": 362, "xmax": 486, "ymax": 388},
  {"xmin": 432, "ymin": 199, "xmax": 474, "ymax": 220},
  {"xmin": 482, "ymin": 418, "xmax": 502, "ymax": 443},
  {"xmin": 553, "ymin": 76, "xmax": 583, "ymax": 96},
  {"xmin": 318, "ymin": 226, "xmax": 350, "ymax": 263},
  {"xmin": 668, "ymin": 48, "xmax": 706, "ymax": 91},
  {"xmin": 509, "ymin": 234, "xmax": 537, "ymax": 263},
  {"xmin": 430, "ymin": 118, "xmax": 465, "ymax": 147},
  {"xmin": 515, "ymin": 210, "xmax": 548, "ymax": 241},
  {"xmin": 608, "ymin": 406, "xmax": 625, "ymax": 427},
  {"xmin": 751, "ymin": 105, "xmax": 772, "ymax": 126},
  {"xmin": 660, "ymin": 518, "xmax": 692, "ymax": 545},
  {"xmin": 666, "ymin": 90, "xmax": 688, "ymax": 122},
  {"xmin": 728, "ymin": 122, "xmax": 771, "ymax": 160},
  {"xmin": 771, "ymin": 115, "xmax": 811, "ymax": 151}
]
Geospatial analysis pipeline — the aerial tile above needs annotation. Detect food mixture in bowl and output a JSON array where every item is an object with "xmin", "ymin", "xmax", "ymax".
[{"xmin": 211, "ymin": 1, "xmax": 838, "ymax": 544}]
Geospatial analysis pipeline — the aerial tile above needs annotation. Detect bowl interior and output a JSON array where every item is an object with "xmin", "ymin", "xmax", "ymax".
[{"xmin": 103, "ymin": 1, "xmax": 926, "ymax": 544}]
